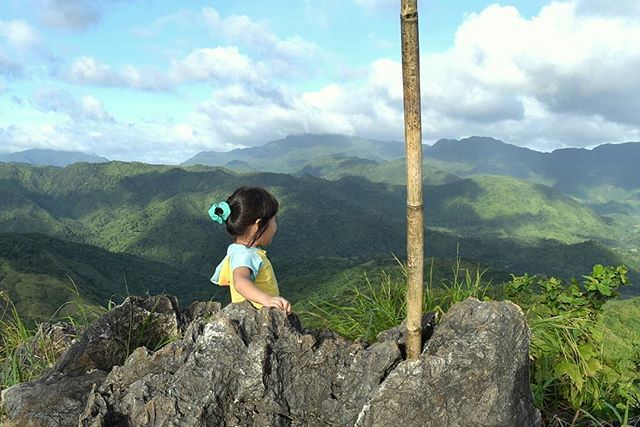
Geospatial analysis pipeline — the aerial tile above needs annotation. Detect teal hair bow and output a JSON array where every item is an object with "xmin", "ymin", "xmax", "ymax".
[{"xmin": 208, "ymin": 201, "xmax": 231, "ymax": 224}]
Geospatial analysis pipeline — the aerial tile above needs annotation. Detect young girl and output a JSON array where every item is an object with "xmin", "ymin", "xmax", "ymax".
[{"xmin": 209, "ymin": 186, "xmax": 291, "ymax": 314}]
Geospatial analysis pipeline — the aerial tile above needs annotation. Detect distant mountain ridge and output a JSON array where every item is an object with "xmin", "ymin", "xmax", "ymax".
[
  {"xmin": 424, "ymin": 137, "xmax": 640, "ymax": 193},
  {"xmin": 0, "ymin": 149, "xmax": 109, "ymax": 167},
  {"xmin": 181, "ymin": 134, "xmax": 405, "ymax": 171},
  {"xmin": 182, "ymin": 134, "xmax": 640, "ymax": 196},
  {"xmin": 424, "ymin": 137, "xmax": 547, "ymax": 181}
]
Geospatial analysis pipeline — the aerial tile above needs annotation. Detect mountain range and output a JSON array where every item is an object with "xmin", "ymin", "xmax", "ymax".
[
  {"xmin": 0, "ymin": 149, "xmax": 109, "ymax": 167},
  {"xmin": 1, "ymin": 134, "xmax": 639, "ymax": 320},
  {"xmin": 180, "ymin": 134, "xmax": 640, "ymax": 189},
  {"xmin": 181, "ymin": 134, "xmax": 405, "ymax": 171}
]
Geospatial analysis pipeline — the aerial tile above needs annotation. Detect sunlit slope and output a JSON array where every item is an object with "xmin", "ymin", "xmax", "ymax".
[{"xmin": 425, "ymin": 175, "xmax": 612, "ymax": 243}]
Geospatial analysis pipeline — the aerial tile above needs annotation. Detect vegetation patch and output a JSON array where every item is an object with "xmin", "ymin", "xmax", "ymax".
[{"xmin": 302, "ymin": 263, "xmax": 640, "ymax": 426}]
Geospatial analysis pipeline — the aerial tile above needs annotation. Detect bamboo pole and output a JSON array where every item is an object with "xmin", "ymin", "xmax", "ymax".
[{"xmin": 401, "ymin": 0, "xmax": 424, "ymax": 360}]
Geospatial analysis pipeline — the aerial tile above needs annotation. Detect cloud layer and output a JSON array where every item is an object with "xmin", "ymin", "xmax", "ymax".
[{"xmin": 1, "ymin": 1, "xmax": 639, "ymax": 163}]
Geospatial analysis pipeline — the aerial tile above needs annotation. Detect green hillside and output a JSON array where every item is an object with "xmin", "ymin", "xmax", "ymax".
[
  {"xmin": 425, "ymin": 175, "xmax": 612, "ymax": 243},
  {"xmin": 0, "ymin": 162, "xmax": 628, "ymax": 266},
  {"xmin": 0, "ymin": 162, "xmax": 408, "ymax": 269},
  {"xmin": 179, "ymin": 133, "xmax": 640, "ymax": 199},
  {"xmin": 423, "ymin": 137, "xmax": 640, "ymax": 194},
  {"xmin": 0, "ymin": 160, "xmax": 638, "ymax": 321},
  {"xmin": 0, "ymin": 233, "xmax": 226, "ymax": 322},
  {"xmin": 546, "ymin": 143, "xmax": 640, "ymax": 194},
  {"xmin": 293, "ymin": 155, "xmax": 460, "ymax": 186}
]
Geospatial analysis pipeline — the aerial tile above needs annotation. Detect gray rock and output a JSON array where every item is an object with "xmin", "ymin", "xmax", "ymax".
[
  {"xmin": 51, "ymin": 295, "xmax": 182, "ymax": 376},
  {"xmin": 1, "ymin": 295, "xmax": 193, "ymax": 427},
  {"xmin": 355, "ymin": 298, "xmax": 541, "ymax": 427},
  {"xmin": 79, "ymin": 301, "xmax": 402, "ymax": 426},
  {"xmin": 1, "ymin": 371, "xmax": 107, "ymax": 427},
  {"xmin": 2, "ymin": 296, "xmax": 539, "ymax": 427}
]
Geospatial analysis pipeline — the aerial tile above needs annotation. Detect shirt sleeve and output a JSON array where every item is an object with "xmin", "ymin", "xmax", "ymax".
[
  {"xmin": 229, "ymin": 249, "xmax": 263, "ymax": 280},
  {"xmin": 211, "ymin": 256, "xmax": 228, "ymax": 285}
]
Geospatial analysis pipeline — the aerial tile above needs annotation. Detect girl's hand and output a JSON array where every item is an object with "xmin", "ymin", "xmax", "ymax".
[{"xmin": 265, "ymin": 296, "xmax": 291, "ymax": 314}]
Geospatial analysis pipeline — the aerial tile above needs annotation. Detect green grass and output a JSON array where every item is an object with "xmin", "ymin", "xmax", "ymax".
[
  {"xmin": 298, "ymin": 256, "xmax": 493, "ymax": 342},
  {"xmin": 0, "ymin": 283, "xmax": 106, "ymax": 392}
]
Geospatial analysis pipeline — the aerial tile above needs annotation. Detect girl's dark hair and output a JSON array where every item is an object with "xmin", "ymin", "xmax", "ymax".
[{"xmin": 219, "ymin": 187, "xmax": 279, "ymax": 246}]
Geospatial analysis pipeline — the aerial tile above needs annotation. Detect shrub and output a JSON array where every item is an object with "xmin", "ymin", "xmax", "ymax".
[{"xmin": 504, "ymin": 265, "xmax": 640, "ymax": 423}]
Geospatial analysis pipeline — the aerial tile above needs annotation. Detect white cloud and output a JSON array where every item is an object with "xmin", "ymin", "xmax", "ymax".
[
  {"xmin": 32, "ymin": 88, "xmax": 115, "ymax": 122},
  {"xmin": 322, "ymin": 1, "xmax": 636, "ymax": 150},
  {"xmin": 81, "ymin": 95, "xmax": 114, "ymax": 122},
  {"xmin": 440, "ymin": 2, "xmax": 640, "ymax": 127},
  {"xmin": 575, "ymin": 0, "xmax": 640, "ymax": 17},
  {"xmin": 0, "ymin": 20, "xmax": 39, "ymax": 79},
  {"xmin": 68, "ymin": 56, "xmax": 172, "ymax": 91},
  {"xmin": 170, "ymin": 47, "xmax": 265, "ymax": 84},
  {"xmin": 0, "ymin": 52, "xmax": 23, "ymax": 77},
  {"xmin": 202, "ymin": 7, "xmax": 318, "ymax": 62},
  {"xmin": 188, "ymin": 57, "xmax": 406, "ymax": 149},
  {"xmin": 69, "ymin": 51, "xmax": 264, "ymax": 91},
  {"xmin": 191, "ymin": 0, "xmax": 640, "ymax": 152},
  {"xmin": 0, "ymin": 118, "xmax": 210, "ymax": 164},
  {"xmin": 5, "ymin": 0, "xmax": 640, "ymax": 162},
  {"xmin": 302, "ymin": 84, "xmax": 345, "ymax": 110},
  {"xmin": 132, "ymin": 7, "xmax": 321, "ymax": 90},
  {"xmin": 200, "ymin": 7, "xmax": 321, "ymax": 79},
  {"xmin": 173, "ymin": 124, "xmax": 194, "ymax": 142},
  {"xmin": 119, "ymin": 64, "xmax": 172, "ymax": 91},
  {"xmin": 0, "ymin": 20, "xmax": 40, "ymax": 50},
  {"xmin": 1, "ymin": 122, "xmax": 81, "ymax": 153},
  {"xmin": 70, "ymin": 56, "xmax": 118, "ymax": 85}
]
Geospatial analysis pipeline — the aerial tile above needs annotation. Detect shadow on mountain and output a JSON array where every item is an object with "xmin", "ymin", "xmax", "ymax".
[{"xmin": 0, "ymin": 233, "xmax": 226, "ymax": 322}]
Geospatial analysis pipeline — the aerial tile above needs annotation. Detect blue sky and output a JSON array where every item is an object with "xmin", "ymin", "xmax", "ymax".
[{"xmin": 1, "ymin": 0, "xmax": 639, "ymax": 163}]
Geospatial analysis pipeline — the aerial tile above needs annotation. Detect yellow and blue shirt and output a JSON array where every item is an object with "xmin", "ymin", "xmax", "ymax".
[{"xmin": 211, "ymin": 243, "xmax": 279, "ymax": 309}]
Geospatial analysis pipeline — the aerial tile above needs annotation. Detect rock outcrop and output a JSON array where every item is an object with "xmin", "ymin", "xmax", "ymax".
[
  {"xmin": 1, "ymin": 296, "xmax": 540, "ymax": 426},
  {"xmin": 1, "ymin": 296, "xmax": 220, "ymax": 427},
  {"xmin": 78, "ymin": 302, "xmax": 406, "ymax": 426},
  {"xmin": 355, "ymin": 298, "xmax": 541, "ymax": 426}
]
